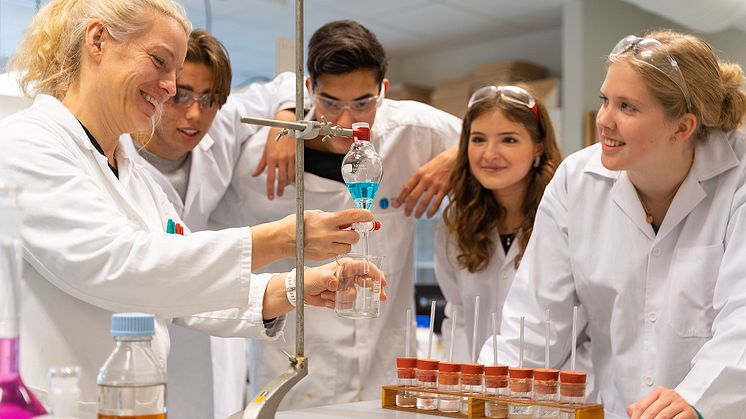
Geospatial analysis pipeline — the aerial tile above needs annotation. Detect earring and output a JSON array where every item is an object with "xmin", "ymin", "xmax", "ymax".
[{"xmin": 533, "ymin": 155, "xmax": 541, "ymax": 168}]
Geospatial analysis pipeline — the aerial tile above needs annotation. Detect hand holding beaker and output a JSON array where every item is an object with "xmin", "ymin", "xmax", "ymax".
[{"xmin": 334, "ymin": 255, "xmax": 386, "ymax": 319}]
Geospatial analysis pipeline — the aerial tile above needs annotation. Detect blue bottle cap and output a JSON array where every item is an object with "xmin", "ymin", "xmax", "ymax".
[{"xmin": 111, "ymin": 313, "xmax": 155, "ymax": 337}]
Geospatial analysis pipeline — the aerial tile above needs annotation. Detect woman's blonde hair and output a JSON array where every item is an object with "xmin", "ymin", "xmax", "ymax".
[
  {"xmin": 9, "ymin": 0, "xmax": 191, "ymax": 100},
  {"xmin": 609, "ymin": 29, "xmax": 746, "ymax": 139},
  {"xmin": 443, "ymin": 85, "xmax": 562, "ymax": 273}
]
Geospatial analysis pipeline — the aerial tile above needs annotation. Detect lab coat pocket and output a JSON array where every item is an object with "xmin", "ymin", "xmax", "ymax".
[{"xmin": 666, "ymin": 244, "xmax": 722, "ymax": 338}]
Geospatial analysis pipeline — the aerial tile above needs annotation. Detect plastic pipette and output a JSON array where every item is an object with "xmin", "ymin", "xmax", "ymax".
[
  {"xmin": 472, "ymin": 296, "xmax": 480, "ymax": 363},
  {"xmin": 545, "ymin": 309, "xmax": 551, "ymax": 369},
  {"xmin": 448, "ymin": 309, "xmax": 457, "ymax": 362},
  {"xmin": 571, "ymin": 306, "xmax": 578, "ymax": 371},
  {"xmin": 491, "ymin": 312, "xmax": 498, "ymax": 366},
  {"xmin": 519, "ymin": 316, "xmax": 525, "ymax": 368},
  {"xmin": 427, "ymin": 300, "xmax": 436, "ymax": 359},
  {"xmin": 405, "ymin": 309, "xmax": 412, "ymax": 358}
]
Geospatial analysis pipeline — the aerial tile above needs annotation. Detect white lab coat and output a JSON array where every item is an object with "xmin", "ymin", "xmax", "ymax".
[
  {"xmin": 121, "ymin": 72, "xmax": 295, "ymax": 419},
  {"xmin": 0, "ymin": 95, "xmax": 285, "ymax": 417},
  {"xmin": 436, "ymin": 221, "xmax": 595, "ymax": 397},
  {"xmin": 479, "ymin": 131, "xmax": 746, "ymax": 418},
  {"xmin": 211, "ymin": 98, "xmax": 461, "ymax": 409},
  {"xmin": 435, "ymin": 223, "xmax": 521, "ymax": 363}
]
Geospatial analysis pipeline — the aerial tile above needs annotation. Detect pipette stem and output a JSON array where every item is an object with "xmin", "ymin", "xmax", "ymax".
[
  {"xmin": 405, "ymin": 309, "xmax": 411, "ymax": 358},
  {"xmin": 519, "ymin": 316, "xmax": 525, "ymax": 369},
  {"xmin": 472, "ymin": 296, "xmax": 480, "ymax": 364},
  {"xmin": 545, "ymin": 309, "xmax": 551, "ymax": 369},
  {"xmin": 491, "ymin": 312, "xmax": 498, "ymax": 366},
  {"xmin": 571, "ymin": 306, "xmax": 578, "ymax": 371},
  {"xmin": 448, "ymin": 309, "xmax": 457, "ymax": 363},
  {"xmin": 362, "ymin": 232, "xmax": 369, "ymax": 274},
  {"xmin": 427, "ymin": 300, "xmax": 436, "ymax": 360}
]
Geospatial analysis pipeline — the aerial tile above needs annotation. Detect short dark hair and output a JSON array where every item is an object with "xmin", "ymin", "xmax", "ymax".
[
  {"xmin": 186, "ymin": 29, "xmax": 232, "ymax": 107},
  {"xmin": 307, "ymin": 20, "xmax": 388, "ymax": 87}
]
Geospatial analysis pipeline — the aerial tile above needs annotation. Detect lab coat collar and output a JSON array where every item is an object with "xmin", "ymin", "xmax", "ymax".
[
  {"xmin": 35, "ymin": 95, "xmax": 150, "ymax": 221},
  {"xmin": 183, "ymin": 134, "xmax": 218, "ymax": 211},
  {"xmin": 196, "ymin": 132, "xmax": 214, "ymax": 151},
  {"xmin": 582, "ymin": 132, "xmax": 739, "ymax": 183},
  {"xmin": 587, "ymin": 131, "xmax": 739, "ymax": 242},
  {"xmin": 34, "ymin": 95, "xmax": 95, "ymax": 152}
]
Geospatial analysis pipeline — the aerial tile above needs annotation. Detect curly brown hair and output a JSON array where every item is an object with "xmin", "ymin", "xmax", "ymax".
[{"xmin": 442, "ymin": 85, "xmax": 562, "ymax": 272}]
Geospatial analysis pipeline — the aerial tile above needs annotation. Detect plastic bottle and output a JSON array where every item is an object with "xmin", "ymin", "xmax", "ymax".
[
  {"xmin": 38, "ymin": 367, "xmax": 81, "ymax": 418},
  {"xmin": 341, "ymin": 122, "xmax": 383, "ymax": 210},
  {"xmin": 533, "ymin": 368, "xmax": 559, "ymax": 418},
  {"xmin": 459, "ymin": 363, "xmax": 484, "ymax": 415},
  {"xmin": 97, "ymin": 313, "xmax": 167, "ymax": 419},
  {"xmin": 484, "ymin": 365, "xmax": 509, "ymax": 418},
  {"xmin": 414, "ymin": 359, "xmax": 438, "ymax": 410},
  {"xmin": 508, "ymin": 367, "xmax": 534, "ymax": 419},
  {"xmin": 436, "ymin": 362, "xmax": 460, "ymax": 412},
  {"xmin": 0, "ymin": 183, "xmax": 48, "ymax": 418},
  {"xmin": 395, "ymin": 357, "xmax": 417, "ymax": 408},
  {"xmin": 558, "ymin": 370, "xmax": 587, "ymax": 419}
]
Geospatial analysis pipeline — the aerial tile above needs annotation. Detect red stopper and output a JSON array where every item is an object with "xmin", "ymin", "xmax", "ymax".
[
  {"xmin": 416, "ymin": 359, "xmax": 439, "ymax": 371},
  {"xmin": 396, "ymin": 357, "xmax": 417, "ymax": 368},
  {"xmin": 352, "ymin": 122, "xmax": 370, "ymax": 141}
]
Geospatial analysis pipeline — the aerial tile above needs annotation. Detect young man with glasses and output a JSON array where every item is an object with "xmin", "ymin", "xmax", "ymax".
[
  {"xmin": 120, "ymin": 30, "xmax": 366, "ymax": 419},
  {"xmin": 210, "ymin": 19, "xmax": 462, "ymax": 409}
]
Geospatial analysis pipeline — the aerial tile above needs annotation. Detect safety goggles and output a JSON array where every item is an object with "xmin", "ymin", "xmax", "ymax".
[
  {"xmin": 467, "ymin": 85, "xmax": 540, "ymax": 121},
  {"xmin": 609, "ymin": 35, "xmax": 692, "ymax": 113},
  {"xmin": 312, "ymin": 85, "xmax": 384, "ymax": 118},
  {"xmin": 170, "ymin": 87, "xmax": 219, "ymax": 110}
]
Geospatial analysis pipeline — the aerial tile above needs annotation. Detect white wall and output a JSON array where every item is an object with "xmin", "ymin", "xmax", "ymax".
[{"xmin": 387, "ymin": 27, "xmax": 562, "ymax": 87}]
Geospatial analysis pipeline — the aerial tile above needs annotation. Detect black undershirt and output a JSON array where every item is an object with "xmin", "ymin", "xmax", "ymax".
[
  {"xmin": 304, "ymin": 147, "xmax": 345, "ymax": 183},
  {"xmin": 499, "ymin": 232, "xmax": 516, "ymax": 254},
  {"xmin": 79, "ymin": 121, "xmax": 119, "ymax": 178}
]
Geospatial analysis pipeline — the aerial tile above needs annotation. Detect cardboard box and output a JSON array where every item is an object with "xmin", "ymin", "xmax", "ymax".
[{"xmin": 386, "ymin": 82, "xmax": 433, "ymax": 104}]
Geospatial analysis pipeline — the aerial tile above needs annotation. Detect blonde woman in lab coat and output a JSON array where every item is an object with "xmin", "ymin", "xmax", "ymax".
[
  {"xmin": 434, "ymin": 85, "xmax": 562, "ymax": 363},
  {"xmin": 0, "ymin": 0, "xmax": 379, "ymax": 413},
  {"xmin": 479, "ymin": 30, "xmax": 746, "ymax": 418}
]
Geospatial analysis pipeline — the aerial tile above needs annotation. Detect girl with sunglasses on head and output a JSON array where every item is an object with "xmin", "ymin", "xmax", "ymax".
[
  {"xmin": 479, "ymin": 30, "xmax": 746, "ymax": 418},
  {"xmin": 434, "ymin": 85, "xmax": 565, "ymax": 362}
]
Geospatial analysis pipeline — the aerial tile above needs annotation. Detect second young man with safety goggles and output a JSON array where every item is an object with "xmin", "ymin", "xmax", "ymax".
[{"xmin": 211, "ymin": 19, "xmax": 462, "ymax": 409}]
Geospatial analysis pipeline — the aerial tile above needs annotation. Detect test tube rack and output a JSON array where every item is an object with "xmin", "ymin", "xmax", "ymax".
[{"xmin": 381, "ymin": 385, "xmax": 604, "ymax": 419}]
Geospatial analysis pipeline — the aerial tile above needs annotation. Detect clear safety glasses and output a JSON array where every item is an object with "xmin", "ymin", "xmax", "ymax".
[
  {"xmin": 467, "ymin": 85, "xmax": 540, "ymax": 121},
  {"xmin": 312, "ymin": 85, "xmax": 384, "ymax": 118},
  {"xmin": 609, "ymin": 35, "xmax": 692, "ymax": 113},
  {"xmin": 170, "ymin": 87, "xmax": 219, "ymax": 110}
]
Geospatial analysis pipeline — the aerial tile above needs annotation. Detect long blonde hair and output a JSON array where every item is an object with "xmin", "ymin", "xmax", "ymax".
[
  {"xmin": 9, "ymin": 0, "xmax": 191, "ymax": 100},
  {"xmin": 609, "ymin": 29, "xmax": 746, "ymax": 139}
]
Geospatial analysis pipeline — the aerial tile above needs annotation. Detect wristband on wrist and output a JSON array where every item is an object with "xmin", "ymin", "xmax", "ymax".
[
  {"xmin": 285, "ymin": 269, "xmax": 297, "ymax": 307},
  {"xmin": 691, "ymin": 405, "xmax": 703, "ymax": 419}
]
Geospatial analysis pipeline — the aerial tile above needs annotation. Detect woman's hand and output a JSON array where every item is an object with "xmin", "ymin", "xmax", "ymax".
[
  {"xmin": 304, "ymin": 257, "xmax": 388, "ymax": 308},
  {"xmin": 302, "ymin": 209, "xmax": 371, "ymax": 260},
  {"xmin": 627, "ymin": 387, "xmax": 698, "ymax": 419}
]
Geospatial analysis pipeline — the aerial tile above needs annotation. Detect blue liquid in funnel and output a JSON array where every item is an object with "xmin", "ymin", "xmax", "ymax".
[{"xmin": 347, "ymin": 182, "xmax": 379, "ymax": 210}]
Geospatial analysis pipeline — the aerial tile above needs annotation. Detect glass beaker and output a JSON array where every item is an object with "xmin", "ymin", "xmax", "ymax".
[{"xmin": 334, "ymin": 254, "xmax": 384, "ymax": 319}]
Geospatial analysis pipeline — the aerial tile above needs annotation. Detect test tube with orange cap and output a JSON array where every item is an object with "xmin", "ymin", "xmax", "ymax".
[
  {"xmin": 508, "ymin": 316, "xmax": 534, "ymax": 418},
  {"xmin": 534, "ymin": 309, "xmax": 560, "ymax": 418},
  {"xmin": 559, "ymin": 306, "xmax": 587, "ymax": 409},
  {"xmin": 395, "ymin": 309, "xmax": 417, "ymax": 407},
  {"xmin": 484, "ymin": 312, "xmax": 509, "ymax": 418}
]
